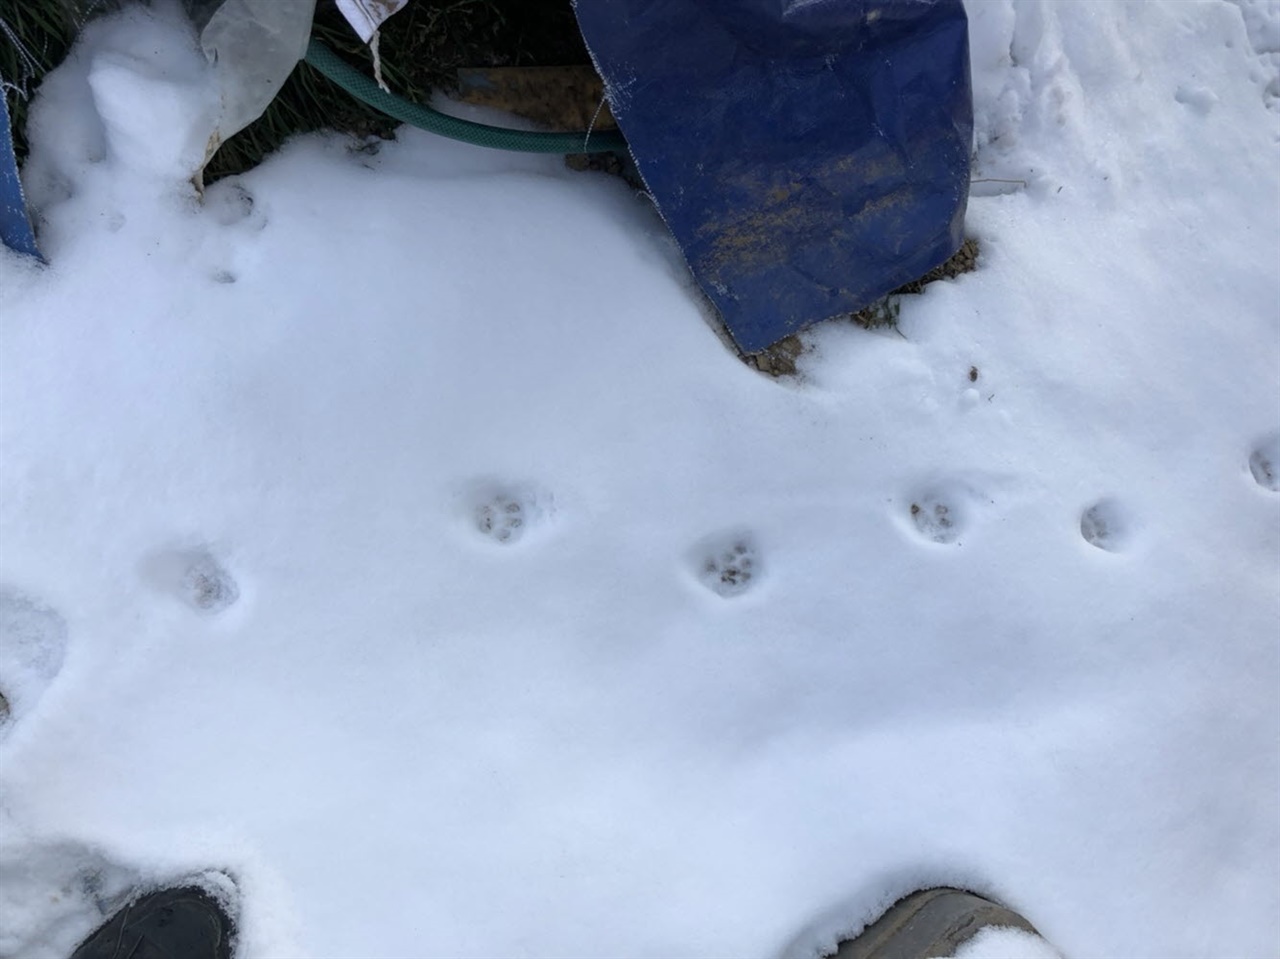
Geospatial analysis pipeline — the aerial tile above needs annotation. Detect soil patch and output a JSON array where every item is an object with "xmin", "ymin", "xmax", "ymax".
[{"xmin": 745, "ymin": 237, "xmax": 982, "ymax": 377}]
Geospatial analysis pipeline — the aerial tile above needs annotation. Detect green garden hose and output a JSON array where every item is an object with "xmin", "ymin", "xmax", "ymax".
[{"xmin": 303, "ymin": 39, "xmax": 627, "ymax": 155}]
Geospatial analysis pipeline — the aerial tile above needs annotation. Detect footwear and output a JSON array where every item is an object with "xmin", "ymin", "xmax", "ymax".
[
  {"xmin": 829, "ymin": 887, "xmax": 1040, "ymax": 959},
  {"xmin": 69, "ymin": 885, "xmax": 234, "ymax": 959}
]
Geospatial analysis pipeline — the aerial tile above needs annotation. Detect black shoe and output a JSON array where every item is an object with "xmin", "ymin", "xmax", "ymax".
[{"xmin": 70, "ymin": 885, "xmax": 235, "ymax": 959}]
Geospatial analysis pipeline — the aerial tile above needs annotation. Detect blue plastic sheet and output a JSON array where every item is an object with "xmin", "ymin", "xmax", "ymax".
[
  {"xmin": 1, "ymin": 91, "xmax": 42, "ymax": 261},
  {"xmin": 574, "ymin": 0, "xmax": 972, "ymax": 353}
]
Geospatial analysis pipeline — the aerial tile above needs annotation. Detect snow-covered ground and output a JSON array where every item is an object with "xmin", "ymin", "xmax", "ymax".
[{"xmin": 1, "ymin": 1, "xmax": 1278, "ymax": 957}]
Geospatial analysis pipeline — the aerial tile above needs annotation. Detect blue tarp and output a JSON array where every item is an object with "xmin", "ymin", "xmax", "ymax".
[
  {"xmin": 1, "ymin": 91, "xmax": 42, "ymax": 261},
  {"xmin": 574, "ymin": 0, "xmax": 972, "ymax": 354}
]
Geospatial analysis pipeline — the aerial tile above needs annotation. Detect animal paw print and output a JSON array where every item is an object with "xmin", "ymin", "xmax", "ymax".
[
  {"xmin": 1249, "ymin": 434, "xmax": 1280, "ymax": 492},
  {"xmin": 912, "ymin": 494, "xmax": 971, "ymax": 545},
  {"xmin": 910, "ymin": 501, "xmax": 957, "ymax": 544},
  {"xmin": 696, "ymin": 537, "xmax": 759, "ymax": 598},
  {"xmin": 1080, "ymin": 499, "xmax": 1133, "ymax": 553},
  {"xmin": 469, "ymin": 482, "xmax": 554, "ymax": 546},
  {"xmin": 141, "ymin": 547, "xmax": 239, "ymax": 615},
  {"xmin": 203, "ymin": 180, "xmax": 264, "ymax": 229},
  {"xmin": 476, "ymin": 496, "xmax": 527, "ymax": 544},
  {"xmin": 0, "ymin": 586, "xmax": 69, "ymax": 730},
  {"xmin": 181, "ymin": 553, "xmax": 239, "ymax": 614},
  {"xmin": 904, "ymin": 480, "xmax": 979, "ymax": 546}
]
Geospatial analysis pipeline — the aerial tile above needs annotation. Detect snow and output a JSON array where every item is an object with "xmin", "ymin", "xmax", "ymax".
[
  {"xmin": 944, "ymin": 926, "xmax": 1062, "ymax": 959},
  {"xmin": 1, "ymin": 1, "xmax": 1278, "ymax": 957}
]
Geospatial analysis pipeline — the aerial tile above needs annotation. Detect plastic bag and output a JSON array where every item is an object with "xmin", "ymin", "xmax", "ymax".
[
  {"xmin": 184, "ymin": 0, "xmax": 316, "ymax": 156},
  {"xmin": 575, "ymin": 0, "xmax": 974, "ymax": 354}
]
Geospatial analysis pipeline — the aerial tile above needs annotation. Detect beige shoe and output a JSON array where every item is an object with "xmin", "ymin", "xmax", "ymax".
[{"xmin": 828, "ymin": 887, "xmax": 1045, "ymax": 959}]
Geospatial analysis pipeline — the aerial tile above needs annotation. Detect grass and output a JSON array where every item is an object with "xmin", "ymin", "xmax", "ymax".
[
  {"xmin": 2, "ymin": 0, "xmax": 591, "ymax": 180},
  {"xmin": 1, "ymin": 0, "xmax": 113, "ymax": 163},
  {"xmin": 204, "ymin": 0, "xmax": 591, "ymax": 182}
]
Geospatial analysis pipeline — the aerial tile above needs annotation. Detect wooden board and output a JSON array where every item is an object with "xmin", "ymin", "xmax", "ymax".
[{"xmin": 455, "ymin": 66, "xmax": 617, "ymax": 132}]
